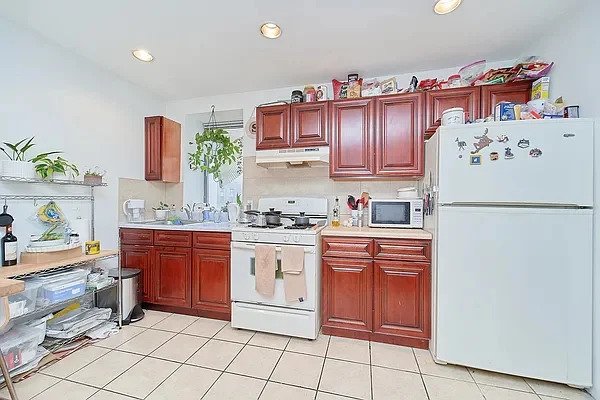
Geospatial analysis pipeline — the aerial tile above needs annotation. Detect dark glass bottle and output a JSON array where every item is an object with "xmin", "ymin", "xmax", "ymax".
[{"xmin": 2, "ymin": 224, "xmax": 18, "ymax": 266}]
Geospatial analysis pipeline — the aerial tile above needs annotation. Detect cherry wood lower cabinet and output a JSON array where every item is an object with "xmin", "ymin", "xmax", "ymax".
[
  {"xmin": 154, "ymin": 247, "xmax": 192, "ymax": 307},
  {"xmin": 321, "ymin": 236, "xmax": 432, "ymax": 348},
  {"xmin": 192, "ymin": 249, "xmax": 231, "ymax": 316},
  {"xmin": 120, "ymin": 228, "xmax": 232, "ymax": 320},
  {"xmin": 120, "ymin": 245, "xmax": 154, "ymax": 302}
]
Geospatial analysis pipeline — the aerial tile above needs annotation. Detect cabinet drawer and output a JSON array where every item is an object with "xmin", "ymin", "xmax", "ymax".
[
  {"xmin": 154, "ymin": 230, "xmax": 193, "ymax": 247},
  {"xmin": 120, "ymin": 228, "xmax": 153, "ymax": 245},
  {"xmin": 374, "ymin": 239, "xmax": 431, "ymax": 262},
  {"xmin": 193, "ymin": 232, "xmax": 231, "ymax": 250},
  {"xmin": 322, "ymin": 237, "xmax": 374, "ymax": 258}
]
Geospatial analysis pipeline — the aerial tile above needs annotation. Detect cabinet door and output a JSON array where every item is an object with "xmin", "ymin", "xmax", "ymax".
[
  {"xmin": 322, "ymin": 257, "xmax": 372, "ymax": 332},
  {"xmin": 154, "ymin": 247, "xmax": 192, "ymax": 307},
  {"xmin": 329, "ymin": 98, "xmax": 375, "ymax": 178},
  {"xmin": 121, "ymin": 245, "xmax": 154, "ymax": 302},
  {"xmin": 373, "ymin": 260, "xmax": 430, "ymax": 339},
  {"xmin": 425, "ymin": 87, "xmax": 481, "ymax": 137},
  {"xmin": 256, "ymin": 104, "xmax": 291, "ymax": 150},
  {"xmin": 375, "ymin": 93, "xmax": 424, "ymax": 177},
  {"xmin": 291, "ymin": 102, "xmax": 329, "ymax": 147},
  {"xmin": 145, "ymin": 116, "xmax": 162, "ymax": 181},
  {"xmin": 192, "ymin": 249, "xmax": 230, "ymax": 316},
  {"xmin": 481, "ymin": 81, "xmax": 532, "ymax": 117}
]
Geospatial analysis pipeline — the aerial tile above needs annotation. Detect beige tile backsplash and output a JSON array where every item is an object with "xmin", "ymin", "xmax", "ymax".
[
  {"xmin": 242, "ymin": 157, "xmax": 421, "ymax": 217},
  {"xmin": 118, "ymin": 178, "xmax": 183, "ymax": 221}
]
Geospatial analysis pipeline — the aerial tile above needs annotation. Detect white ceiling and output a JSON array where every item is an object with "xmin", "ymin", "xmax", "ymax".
[{"xmin": 0, "ymin": 0, "xmax": 575, "ymax": 100}]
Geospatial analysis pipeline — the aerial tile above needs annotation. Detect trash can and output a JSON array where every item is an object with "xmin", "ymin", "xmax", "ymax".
[{"xmin": 97, "ymin": 268, "xmax": 144, "ymax": 325}]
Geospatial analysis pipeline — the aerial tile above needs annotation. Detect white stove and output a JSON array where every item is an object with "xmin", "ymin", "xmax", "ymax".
[{"xmin": 230, "ymin": 197, "xmax": 328, "ymax": 339}]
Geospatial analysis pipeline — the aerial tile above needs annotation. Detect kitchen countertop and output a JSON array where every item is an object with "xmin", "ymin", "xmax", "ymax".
[
  {"xmin": 322, "ymin": 226, "xmax": 433, "ymax": 240},
  {"xmin": 119, "ymin": 221, "xmax": 236, "ymax": 232}
]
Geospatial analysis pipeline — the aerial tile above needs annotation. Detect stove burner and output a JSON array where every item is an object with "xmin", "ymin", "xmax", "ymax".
[
  {"xmin": 248, "ymin": 223, "xmax": 282, "ymax": 229},
  {"xmin": 284, "ymin": 223, "xmax": 316, "ymax": 230}
]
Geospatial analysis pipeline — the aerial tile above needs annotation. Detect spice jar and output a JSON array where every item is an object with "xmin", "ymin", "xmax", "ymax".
[
  {"xmin": 303, "ymin": 86, "xmax": 317, "ymax": 102},
  {"xmin": 291, "ymin": 90, "xmax": 303, "ymax": 103}
]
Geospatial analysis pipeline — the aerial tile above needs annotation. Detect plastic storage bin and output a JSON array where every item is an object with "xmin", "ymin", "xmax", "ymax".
[
  {"xmin": 22, "ymin": 316, "xmax": 49, "ymax": 345},
  {"xmin": 32, "ymin": 269, "xmax": 90, "ymax": 307},
  {"xmin": 0, "ymin": 325, "xmax": 39, "ymax": 371},
  {"xmin": 8, "ymin": 280, "xmax": 42, "ymax": 318}
]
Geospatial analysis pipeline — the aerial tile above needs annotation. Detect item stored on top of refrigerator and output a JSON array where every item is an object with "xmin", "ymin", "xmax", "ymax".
[
  {"xmin": 291, "ymin": 90, "xmax": 303, "ymax": 103},
  {"xmin": 441, "ymin": 108, "xmax": 465, "ymax": 126},
  {"xmin": 303, "ymin": 86, "xmax": 316, "ymax": 102},
  {"xmin": 531, "ymin": 77, "xmax": 550, "ymax": 100},
  {"xmin": 564, "ymin": 105, "xmax": 580, "ymax": 118},
  {"xmin": 495, "ymin": 102, "xmax": 516, "ymax": 121}
]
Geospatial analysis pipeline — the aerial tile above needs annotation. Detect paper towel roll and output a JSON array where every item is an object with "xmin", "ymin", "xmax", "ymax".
[{"xmin": 70, "ymin": 218, "xmax": 90, "ymax": 245}]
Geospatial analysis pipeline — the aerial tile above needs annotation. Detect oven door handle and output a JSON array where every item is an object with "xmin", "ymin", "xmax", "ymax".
[{"xmin": 231, "ymin": 242, "xmax": 315, "ymax": 254}]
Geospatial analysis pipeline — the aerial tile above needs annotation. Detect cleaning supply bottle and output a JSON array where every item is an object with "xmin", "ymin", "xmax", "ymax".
[{"xmin": 332, "ymin": 197, "xmax": 341, "ymax": 227}]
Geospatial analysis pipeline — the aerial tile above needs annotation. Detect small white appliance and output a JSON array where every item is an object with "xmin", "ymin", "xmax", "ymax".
[
  {"xmin": 368, "ymin": 198, "xmax": 424, "ymax": 228},
  {"xmin": 425, "ymin": 119, "xmax": 594, "ymax": 387},
  {"xmin": 122, "ymin": 199, "xmax": 145, "ymax": 223},
  {"xmin": 255, "ymin": 147, "xmax": 329, "ymax": 168},
  {"xmin": 230, "ymin": 197, "xmax": 328, "ymax": 339}
]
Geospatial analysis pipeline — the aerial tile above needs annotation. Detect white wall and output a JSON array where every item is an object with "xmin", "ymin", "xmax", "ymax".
[
  {"xmin": 0, "ymin": 17, "xmax": 165, "ymax": 252},
  {"xmin": 167, "ymin": 60, "xmax": 512, "ymax": 204},
  {"xmin": 528, "ymin": 5, "xmax": 600, "ymax": 397}
]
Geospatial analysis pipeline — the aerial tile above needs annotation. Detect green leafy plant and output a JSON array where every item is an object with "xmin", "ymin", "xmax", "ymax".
[
  {"xmin": 0, "ymin": 137, "xmax": 60, "ymax": 162},
  {"xmin": 153, "ymin": 202, "xmax": 174, "ymax": 211},
  {"xmin": 34, "ymin": 156, "xmax": 79, "ymax": 180},
  {"xmin": 188, "ymin": 128, "xmax": 242, "ymax": 183},
  {"xmin": 83, "ymin": 166, "xmax": 106, "ymax": 177}
]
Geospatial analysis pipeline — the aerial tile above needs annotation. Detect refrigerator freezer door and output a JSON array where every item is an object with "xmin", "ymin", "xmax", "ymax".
[
  {"xmin": 435, "ymin": 206, "xmax": 593, "ymax": 386},
  {"xmin": 438, "ymin": 119, "xmax": 594, "ymax": 206}
]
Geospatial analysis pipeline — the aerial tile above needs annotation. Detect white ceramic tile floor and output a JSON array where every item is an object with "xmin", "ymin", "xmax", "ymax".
[{"xmin": 10, "ymin": 321, "xmax": 596, "ymax": 400}]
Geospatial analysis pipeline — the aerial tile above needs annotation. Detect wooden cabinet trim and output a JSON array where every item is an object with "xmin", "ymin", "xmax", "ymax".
[
  {"xmin": 154, "ymin": 246, "xmax": 192, "ymax": 307},
  {"xmin": 425, "ymin": 87, "xmax": 481, "ymax": 136},
  {"xmin": 481, "ymin": 81, "xmax": 533, "ymax": 117},
  {"xmin": 192, "ymin": 249, "xmax": 231, "ymax": 315},
  {"xmin": 291, "ymin": 102, "xmax": 329, "ymax": 147},
  {"xmin": 144, "ymin": 116, "xmax": 162, "ymax": 181},
  {"xmin": 374, "ymin": 239, "xmax": 432, "ymax": 262},
  {"xmin": 256, "ymin": 104, "xmax": 291, "ymax": 150},
  {"xmin": 121, "ymin": 245, "xmax": 154, "ymax": 302},
  {"xmin": 193, "ymin": 232, "xmax": 231, "ymax": 250}
]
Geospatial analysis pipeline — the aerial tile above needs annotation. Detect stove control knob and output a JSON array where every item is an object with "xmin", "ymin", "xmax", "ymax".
[
  {"xmin": 253, "ymin": 233, "xmax": 259, "ymax": 240},
  {"xmin": 243, "ymin": 233, "xmax": 250, "ymax": 240},
  {"xmin": 293, "ymin": 235, "xmax": 300, "ymax": 242},
  {"xmin": 283, "ymin": 235, "xmax": 290, "ymax": 242}
]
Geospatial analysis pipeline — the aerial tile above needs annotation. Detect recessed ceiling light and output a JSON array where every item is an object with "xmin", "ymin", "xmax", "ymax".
[
  {"xmin": 434, "ymin": 0, "xmax": 462, "ymax": 14},
  {"xmin": 132, "ymin": 49, "xmax": 154, "ymax": 62},
  {"xmin": 260, "ymin": 22, "xmax": 282, "ymax": 39}
]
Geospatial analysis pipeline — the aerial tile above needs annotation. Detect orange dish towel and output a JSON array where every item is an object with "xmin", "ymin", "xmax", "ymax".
[
  {"xmin": 255, "ymin": 245, "xmax": 277, "ymax": 297},
  {"xmin": 281, "ymin": 246, "xmax": 306, "ymax": 303}
]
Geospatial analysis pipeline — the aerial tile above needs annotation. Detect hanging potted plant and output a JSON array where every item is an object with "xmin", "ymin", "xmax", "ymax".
[
  {"xmin": 0, "ymin": 137, "xmax": 59, "ymax": 179},
  {"xmin": 188, "ymin": 106, "xmax": 242, "ymax": 185}
]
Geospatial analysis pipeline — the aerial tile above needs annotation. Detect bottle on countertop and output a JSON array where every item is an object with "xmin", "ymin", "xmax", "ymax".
[
  {"xmin": 331, "ymin": 197, "xmax": 341, "ymax": 227},
  {"xmin": 2, "ymin": 224, "xmax": 18, "ymax": 266}
]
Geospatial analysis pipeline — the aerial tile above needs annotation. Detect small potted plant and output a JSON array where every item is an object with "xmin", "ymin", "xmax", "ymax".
[
  {"xmin": 34, "ymin": 155, "xmax": 79, "ymax": 180},
  {"xmin": 83, "ymin": 166, "xmax": 106, "ymax": 185},
  {"xmin": 153, "ymin": 202, "xmax": 174, "ymax": 221},
  {"xmin": 0, "ymin": 137, "xmax": 59, "ymax": 179}
]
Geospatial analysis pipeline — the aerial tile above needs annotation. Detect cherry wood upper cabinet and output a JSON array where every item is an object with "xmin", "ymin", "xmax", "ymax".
[
  {"xmin": 481, "ymin": 81, "xmax": 532, "ymax": 117},
  {"xmin": 154, "ymin": 247, "xmax": 192, "ymax": 308},
  {"xmin": 256, "ymin": 104, "xmax": 291, "ymax": 150},
  {"xmin": 373, "ymin": 260, "xmax": 431, "ymax": 340},
  {"xmin": 291, "ymin": 102, "xmax": 329, "ymax": 147},
  {"xmin": 322, "ymin": 257, "xmax": 373, "ymax": 334},
  {"xmin": 375, "ymin": 93, "xmax": 424, "ymax": 177},
  {"xmin": 192, "ymin": 249, "xmax": 230, "ymax": 318},
  {"xmin": 329, "ymin": 98, "xmax": 375, "ymax": 178},
  {"xmin": 145, "ymin": 116, "xmax": 181, "ymax": 182},
  {"xmin": 121, "ymin": 245, "xmax": 154, "ymax": 303},
  {"xmin": 425, "ymin": 87, "xmax": 481, "ymax": 137}
]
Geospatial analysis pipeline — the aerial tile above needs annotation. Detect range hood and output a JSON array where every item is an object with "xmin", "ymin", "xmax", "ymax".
[{"xmin": 255, "ymin": 146, "xmax": 330, "ymax": 168}]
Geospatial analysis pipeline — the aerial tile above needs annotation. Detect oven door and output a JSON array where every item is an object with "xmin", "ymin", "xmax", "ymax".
[{"xmin": 230, "ymin": 241, "xmax": 316, "ymax": 311}]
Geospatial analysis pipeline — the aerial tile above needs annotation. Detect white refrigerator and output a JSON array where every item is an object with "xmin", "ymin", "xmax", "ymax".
[{"xmin": 425, "ymin": 119, "xmax": 594, "ymax": 387}]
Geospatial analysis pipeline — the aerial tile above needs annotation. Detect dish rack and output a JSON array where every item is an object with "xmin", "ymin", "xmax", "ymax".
[{"xmin": 0, "ymin": 176, "xmax": 120, "ymax": 400}]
